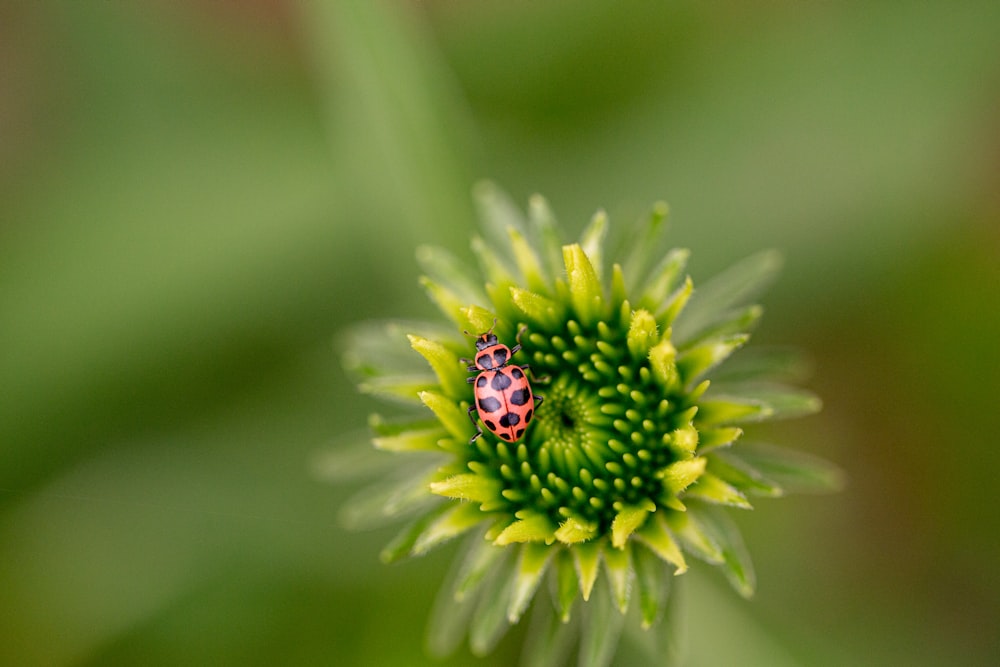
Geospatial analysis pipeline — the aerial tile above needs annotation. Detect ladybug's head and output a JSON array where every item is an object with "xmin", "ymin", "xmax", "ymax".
[{"xmin": 475, "ymin": 332, "xmax": 498, "ymax": 352}]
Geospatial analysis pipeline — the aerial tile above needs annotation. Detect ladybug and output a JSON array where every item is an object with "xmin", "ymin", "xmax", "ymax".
[{"xmin": 464, "ymin": 321, "xmax": 542, "ymax": 443}]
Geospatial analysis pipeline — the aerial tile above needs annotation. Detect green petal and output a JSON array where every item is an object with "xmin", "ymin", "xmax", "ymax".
[
  {"xmin": 521, "ymin": 597, "xmax": 577, "ymax": 667},
  {"xmin": 412, "ymin": 501, "xmax": 486, "ymax": 556},
  {"xmin": 510, "ymin": 286, "xmax": 563, "ymax": 329},
  {"xmin": 602, "ymin": 543, "xmax": 634, "ymax": 613},
  {"xmin": 474, "ymin": 180, "xmax": 528, "ymax": 248},
  {"xmin": 420, "ymin": 276, "xmax": 475, "ymax": 330},
  {"xmin": 701, "ymin": 384, "xmax": 822, "ymax": 424},
  {"xmin": 684, "ymin": 472, "xmax": 753, "ymax": 509},
  {"xmin": 633, "ymin": 542, "xmax": 669, "ymax": 629},
  {"xmin": 610, "ymin": 500, "xmax": 656, "ymax": 549},
  {"xmin": 635, "ymin": 513, "xmax": 688, "ymax": 574},
  {"xmin": 674, "ymin": 249, "xmax": 782, "ymax": 344},
  {"xmin": 527, "ymin": 193, "xmax": 564, "ymax": 284},
  {"xmin": 638, "ymin": 247, "xmax": 689, "ymax": 313},
  {"xmin": 707, "ymin": 450, "xmax": 783, "ymax": 497},
  {"xmin": 469, "ymin": 548, "xmax": 517, "ymax": 656},
  {"xmin": 508, "ymin": 543, "xmax": 555, "ymax": 623},
  {"xmin": 709, "ymin": 345, "xmax": 813, "ymax": 384},
  {"xmin": 339, "ymin": 470, "xmax": 440, "ymax": 529},
  {"xmin": 311, "ymin": 437, "xmax": 398, "ymax": 482},
  {"xmin": 666, "ymin": 510, "xmax": 724, "ymax": 564},
  {"xmin": 471, "ymin": 234, "xmax": 517, "ymax": 288},
  {"xmin": 372, "ymin": 425, "xmax": 447, "ymax": 452},
  {"xmin": 342, "ymin": 321, "xmax": 432, "ymax": 378},
  {"xmin": 695, "ymin": 395, "xmax": 771, "ymax": 426},
  {"xmin": 679, "ymin": 303, "xmax": 763, "ymax": 350},
  {"xmin": 610, "ymin": 265, "xmax": 628, "ymax": 312},
  {"xmin": 552, "ymin": 549, "xmax": 579, "ymax": 622},
  {"xmin": 418, "ymin": 390, "xmax": 475, "ymax": 441},
  {"xmin": 695, "ymin": 426, "xmax": 744, "ymax": 454},
  {"xmin": 430, "ymin": 473, "xmax": 502, "ymax": 503},
  {"xmin": 676, "ymin": 333, "xmax": 749, "ymax": 386},
  {"xmin": 426, "ymin": 536, "xmax": 484, "ymax": 658},
  {"xmin": 563, "ymin": 243, "xmax": 603, "ymax": 325},
  {"xmin": 509, "ymin": 226, "xmax": 549, "ymax": 292},
  {"xmin": 579, "ymin": 209, "xmax": 609, "ymax": 280},
  {"xmin": 736, "ymin": 383, "xmax": 823, "ymax": 419},
  {"xmin": 689, "ymin": 504, "xmax": 757, "ymax": 598},
  {"xmin": 416, "ymin": 244, "xmax": 486, "ymax": 306},
  {"xmin": 622, "ymin": 201, "xmax": 670, "ymax": 292},
  {"xmin": 578, "ymin": 577, "xmax": 626, "ymax": 667},
  {"xmin": 367, "ymin": 412, "xmax": 441, "ymax": 437},
  {"xmin": 359, "ymin": 374, "xmax": 435, "ymax": 404},
  {"xmin": 658, "ymin": 275, "xmax": 694, "ymax": 328},
  {"xmin": 573, "ymin": 540, "xmax": 602, "ymax": 601},
  {"xmin": 409, "ymin": 334, "xmax": 468, "ymax": 399},
  {"xmin": 380, "ymin": 505, "xmax": 449, "ymax": 563},
  {"xmin": 453, "ymin": 534, "xmax": 506, "ymax": 602},
  {"xmin": 726, "ymin": 442, "xmax": 845, "ymax": 494}
]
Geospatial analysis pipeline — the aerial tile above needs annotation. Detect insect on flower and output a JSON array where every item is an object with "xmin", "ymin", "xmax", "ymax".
[{"xmin": 463, "ymin": 320, "xmax": 542, "ymax": 443}]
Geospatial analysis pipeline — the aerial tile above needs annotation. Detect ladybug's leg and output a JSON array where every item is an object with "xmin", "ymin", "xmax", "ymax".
[
  {"xmin": 520, "ymin": 364, "xmax": 552, "ymax": 384},
  {"xmin": 534, "ymin": 395, "xmax": 544, "ymax": 407},
  {"xmin": 467, "ymin": 405, "xmax": 484, "ymax": 443}
]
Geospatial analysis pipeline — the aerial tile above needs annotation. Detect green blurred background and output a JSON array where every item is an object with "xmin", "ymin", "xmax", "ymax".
[{"xmin": 2, "ymin": 1, "xmax": 998, "ymax": 665}]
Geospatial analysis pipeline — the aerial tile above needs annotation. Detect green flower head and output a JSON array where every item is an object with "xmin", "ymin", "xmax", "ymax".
[{"xmin": 332, "ymin": 183, "xmax": 841, "ymax": 666}]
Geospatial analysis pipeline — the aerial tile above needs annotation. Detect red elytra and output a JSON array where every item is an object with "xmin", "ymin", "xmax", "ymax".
[{"xmin": 464, "ymin": 323, "xmax": 542, "ymax": 443}]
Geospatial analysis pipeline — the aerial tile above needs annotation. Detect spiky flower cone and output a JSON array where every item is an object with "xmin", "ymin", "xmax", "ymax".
[{"xmin": 330, "ymin": 184, "xmax": 842, "ymax": 666}]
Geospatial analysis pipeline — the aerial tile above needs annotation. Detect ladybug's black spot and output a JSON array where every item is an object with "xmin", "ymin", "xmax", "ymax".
[
  {"xmin": 493, "ymin": 349, "xmax": 508, "ymax": 367},
  {"xmin": 509, "ymin": 388, "xmax": 530, "ymax": 406},
  {"xmin": 525, "ymin": 408, "xmax": 533, "ymax": 423},
  {"xmin": 477, "ymin": 353, "xmax": 493, "ymax": 370},
  {"xmin": 484, "ymin": 419, "xmax": 496, "ymax": 431},
  {"xmin": 510, "ymin": 367, "xmax": 524, "ymax": 379},
  {"xmin": 499, "ymin": 412, "xmax": 520, "ymax": 428},
  {"xmin": 491, "ymin": 373, "xmax": 512, "ymax": 391},
  {"xmin": 499, "ymin": 431, "xmax": 513, "ymax": 441},
  {"xmin": 479, "ymin": 396, "xmax": 502, "ymax": 413},
  {"xmin": 515, "ymin": 428, "xmax": 525, "ymax": 439},
  {"xmin": 476, "ymin": 375, "xmax": 488, "ymax": 388}
]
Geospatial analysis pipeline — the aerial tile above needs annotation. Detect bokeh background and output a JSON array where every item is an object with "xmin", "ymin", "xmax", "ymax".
[{"xmin": 2, "ymin": 1, "xmax": 999, "ymax": 665}]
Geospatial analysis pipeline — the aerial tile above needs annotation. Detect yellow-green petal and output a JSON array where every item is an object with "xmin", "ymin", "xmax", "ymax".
[
  {"xmin": 636, "ymin": 513, "xmax": 688, "ymax": 574},
  {"xmin": 573, "ymin": 540, "xmax": 602, "ymax": 601},
  {"xmin": 412, "ymin": 502, "xmax": 486, "ymax": 555},
  {"xmin": 610, "ymin": 500, "xmax": 656, "ymax": 549},
  {"xmin": 409, "ymin": 334, "xmax": 468, "ymax": 398},
  {"xmin": 563, "ymin": 243, "xmax": 603, "ymax": 325},
  {"xmin": 627, "ymin": 309, "xmax": 659, "ymax": 358},
  {"xmin": 685, "ymin": 472, "xmax": 753, "ymax": 509},
  {"xmin": 419, "ymin": 390, "xmax": 475, "ymax": 441},
  {"xmin": 554, "ymin": 513, "xmax": 598, "ymax": 544},
  {"xmin": 494, "ymin": 512, "xmax": 556, "ymax": 546},
  {"xmin": 660, "ymin": 457, "xmax": 707, "ymax": 496},
  {"xmin": 430, "ymin": 473, "xmax": 502, "ymax": 503}
]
